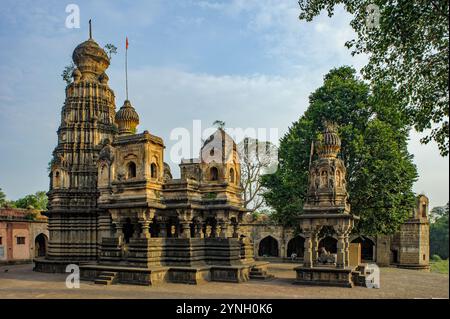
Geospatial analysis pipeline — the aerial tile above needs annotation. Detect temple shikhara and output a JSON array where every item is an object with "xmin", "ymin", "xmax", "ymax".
[{"xmin": 34, "ymin": 31, "xmax": 271, "ymax": 285}]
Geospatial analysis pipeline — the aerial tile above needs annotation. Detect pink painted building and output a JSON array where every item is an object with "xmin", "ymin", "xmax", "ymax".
[{"xmin": 0, "ymin": 208, "xmax": 48, "ymax": 264}]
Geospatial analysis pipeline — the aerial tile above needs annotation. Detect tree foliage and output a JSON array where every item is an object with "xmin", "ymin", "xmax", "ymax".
[
  {"xmin": 430, "ymin": 202, "xmax": 449, "ymax": 259},
  {"xmin": 298, "ymin": 0, "xmax": 449, "ymax": 156},
  {"xmin": 13, "ymin": 191, "xmax": 48, "ymax": 211},
  {"xmin": 237, "ymin": 138, "xmax": 278, "ymax": 213},
  {"xmin": 104, "ymin": 43, "xmax": 118, "ymax": 59},
  {"xmin": 213, "ymin": 120, "xmax": 226, "ymax": 129},
  {"xmin": 261, "ymin": 66, "xmax": 418, "ymax": 235},
  {"xmin": 0, "ymin": 188, "xmax": 6, "ymax": 207},
  {"xmin": 61, "ymin": 62, "xmax": 75, "ymax": 85}
]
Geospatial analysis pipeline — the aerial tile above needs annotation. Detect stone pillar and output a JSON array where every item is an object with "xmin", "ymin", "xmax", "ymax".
[
  {"xmin": 225, "ymin": 221, "xmax": 234, "ymax": 238},
  {"xmin": 215, "ymin": 224, "xmax": 221, "ymax": 238},
  {"xmin": 195, "ymin": 222, "xmax": 204, "ymax": 238},
  {"xmin": 140, "ymin": 219, "xmax": 151, "ymax": 239},
  {"xmin": 219, "ymin": 221, "xmax": 228, "ymax": 238},
  {"xmin": 312, "ymin": 234, "xmax": 319, "ymax": 265},
  {"xmin": 334, "ymin": 222, "xmax": 352, "ymax": 268},
  {"xmin": 344, "ymin": 236, "xmax": 350, "ymax": 266},
  {"xmin": 205, "ymin": 225, "xmax": 212, "ymax": 238},
  {"xmin": 303, "ymin": 232, "xmax": 313, "ymax": 268},
  {"xmin": 336, "ymin": 233, "xmax": 346, "ymax": 268},
  {"xmin": 180, "ymin": 221, "xmax": 191, "ymax": 238}
]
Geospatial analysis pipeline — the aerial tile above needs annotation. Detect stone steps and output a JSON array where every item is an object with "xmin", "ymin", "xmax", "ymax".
[
  {"xmin": 249, "ymin": 267, "xmax": 275, "ymax": 280},
  {"xmin": 94, "ymin": 271, "xmax": 118, "ymax": 285}
]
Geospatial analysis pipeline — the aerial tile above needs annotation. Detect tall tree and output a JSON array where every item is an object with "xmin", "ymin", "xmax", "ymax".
[
  {"xmin": 430, "ymin": 202, "xmax": 449, "ymax": 259},
  {"xmin": 298, "ymin": 0, "xmax": 449, "ymax": 156},
  {"xmin": 261, "ymin": 66, "xmax": 418, "ymax": 235},
  {"xmin": 237, "ymin": 138, "xmax": 278, "ymax": 213}
]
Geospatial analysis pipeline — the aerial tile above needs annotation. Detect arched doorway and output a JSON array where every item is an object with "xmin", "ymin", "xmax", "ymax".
[
  {"xmin": 287, "ymin": 236, "xmax": 305, "ymax": 258},
  {"xmin": 210, "ymin": 167, "xmax": 219, "ymax": 181},
  {"xmin": 127, "ymin": 162, "xmax": 137, "ymax": 179},
  {"xmin": 258, "ymin": 236, "xmax": 279, "ymax": 257},
  {"xmin": 35, "ymin": 233, "xmax": 48, "ymax": 257},
  {"xmin": 351, "ymin": 236, "xmax": 375, "ymax": 261},
  {"xmin": 319, "ymin": 236, "xmax": 337, "ymax": 254}
]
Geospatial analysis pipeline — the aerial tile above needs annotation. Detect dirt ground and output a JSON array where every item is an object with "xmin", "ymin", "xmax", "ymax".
[{"xmin": 0, "ymin": 263, "xmax": 448, "ymax": 299}]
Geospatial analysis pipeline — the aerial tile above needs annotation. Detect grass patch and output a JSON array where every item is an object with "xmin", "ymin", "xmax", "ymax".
[{"xmin": 430, "ymin": 259, "xmax": 449, "ymax": 274}]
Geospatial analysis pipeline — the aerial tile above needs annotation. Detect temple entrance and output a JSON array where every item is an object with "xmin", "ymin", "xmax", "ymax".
[
  {"xmin": 34, "ymin": 233, "xmax": 48, "ymax": 257},
  {"xmin": 391, "ymin": 249, "xmax": 399, "ymax": 264},
  {"xmin": 123, "ymin": 218, "xmax": 134, "ymax": 243},
  {"xmin": 287, "ymin": 236, "xmax": 305, "ymax": 258},
  {"xmin": 258, "ymin": 236, "xmax": 279, "ymax": 257},
  {"xmin": 351, "ymin": 236, "xmax": 375, "ymax": 261},
  {"xmin": 319, "ymin": 236, "xmax": 337, "ymax": 254}
]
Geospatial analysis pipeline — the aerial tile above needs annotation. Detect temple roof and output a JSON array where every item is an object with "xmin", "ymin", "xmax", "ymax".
[
  {"xmin": 72, "ymin": 38, "xmax": 110, "ymax": 79},
  {"xmin": 315, "ymin": 121, "xmax": 341, "ymax": 159}
]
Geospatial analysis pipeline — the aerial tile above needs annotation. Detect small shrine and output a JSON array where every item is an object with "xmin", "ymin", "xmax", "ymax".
[{"xmin": 294, "ymin": 122, "xmax": 359, "ymax": 287}]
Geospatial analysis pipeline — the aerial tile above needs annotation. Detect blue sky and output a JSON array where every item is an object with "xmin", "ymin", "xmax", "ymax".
[{"xmin": 0, "ymin": 0, "xmax": 448, "ymax": 209}]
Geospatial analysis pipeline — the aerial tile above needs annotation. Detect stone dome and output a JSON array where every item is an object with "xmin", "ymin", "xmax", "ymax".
[
  {"xmin": 72, "ymin": 38, "xmax": 109, "ymax": 81},
  {"xmin": 115, "ymin": 100, "xmax": 139, "ymax": 135},
  {"xmin": 315, "ymin": 121, "xmax": 341, "ymax": 158},
  {"xmin": 200, "ymin": 128, "xmax": 237, "ymax": 163}
]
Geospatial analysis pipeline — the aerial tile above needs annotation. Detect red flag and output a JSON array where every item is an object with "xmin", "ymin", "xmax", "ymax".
[{"xmin": 126, "ymin": 37, "xmax": 129, "ymax": 50}]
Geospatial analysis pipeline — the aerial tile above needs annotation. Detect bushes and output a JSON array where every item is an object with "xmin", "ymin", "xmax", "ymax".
[{"xmin": 431, "ymin": 254, "xmax": 442, "ymax": 262}]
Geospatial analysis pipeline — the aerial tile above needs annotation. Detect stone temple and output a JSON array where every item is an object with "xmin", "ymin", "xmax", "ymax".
[{"xmin": 34, "ymin": 34, "xmax": 271, "ymax": 285}]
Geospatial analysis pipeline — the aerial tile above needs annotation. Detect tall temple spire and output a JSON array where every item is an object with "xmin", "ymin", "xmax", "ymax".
[{"xmin": 45, "ymin": 29, "xmax": 117, "ymax": 263}]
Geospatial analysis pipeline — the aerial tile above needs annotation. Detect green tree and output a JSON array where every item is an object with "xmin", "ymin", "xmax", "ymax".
[
  {"xmin": 0, "ymin": 188, "xmax": 6, "ymax": 207},
  {"xmin": 430, "ymin": 205, "xmax": 447, "ymax": 223},
  {"xmin": 61, "ymin": 62, "xmax": 75, "ymax": 85},
  {"xmin": 430, "ymin": 202, "xmax": 449, "ymax": 259},
  {"xmin": 297, "ymin": 0, "xmax": 449, "ymax": 156},
  {"xmin": 14, "ymin": 191, "xmax": 48, "ymax": 211},
  {"xmin": 104, "ymin": 43, "xmax": 118, "ymax": 60},
  {"xmin": 261, "ymin": 66, "xmax": 418, "ymax": 235}
]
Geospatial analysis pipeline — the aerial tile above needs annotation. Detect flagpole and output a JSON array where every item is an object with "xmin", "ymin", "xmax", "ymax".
[{"xmin": 125, "ymin": 38, "xmax": 128, "ymax": 101}]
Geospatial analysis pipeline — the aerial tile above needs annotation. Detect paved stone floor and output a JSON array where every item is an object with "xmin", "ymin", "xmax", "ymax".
[{"xmin": 0, "ymin": 263, "xmax": 448, "ymax": 299}]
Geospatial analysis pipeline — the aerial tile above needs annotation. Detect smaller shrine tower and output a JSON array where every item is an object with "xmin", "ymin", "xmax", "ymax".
[
  {"xmin": 304, "ymin": 121, "xmax": 350, "ymax": 213},
  {"xmin": 294, "ymin": 122, "xmax": 359, "ymax": 287}
]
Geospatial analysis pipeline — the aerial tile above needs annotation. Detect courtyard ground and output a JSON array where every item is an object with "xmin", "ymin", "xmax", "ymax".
[{"xmin": 0, "ymin": 262, "xmax": 448, "ymax": 299}]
